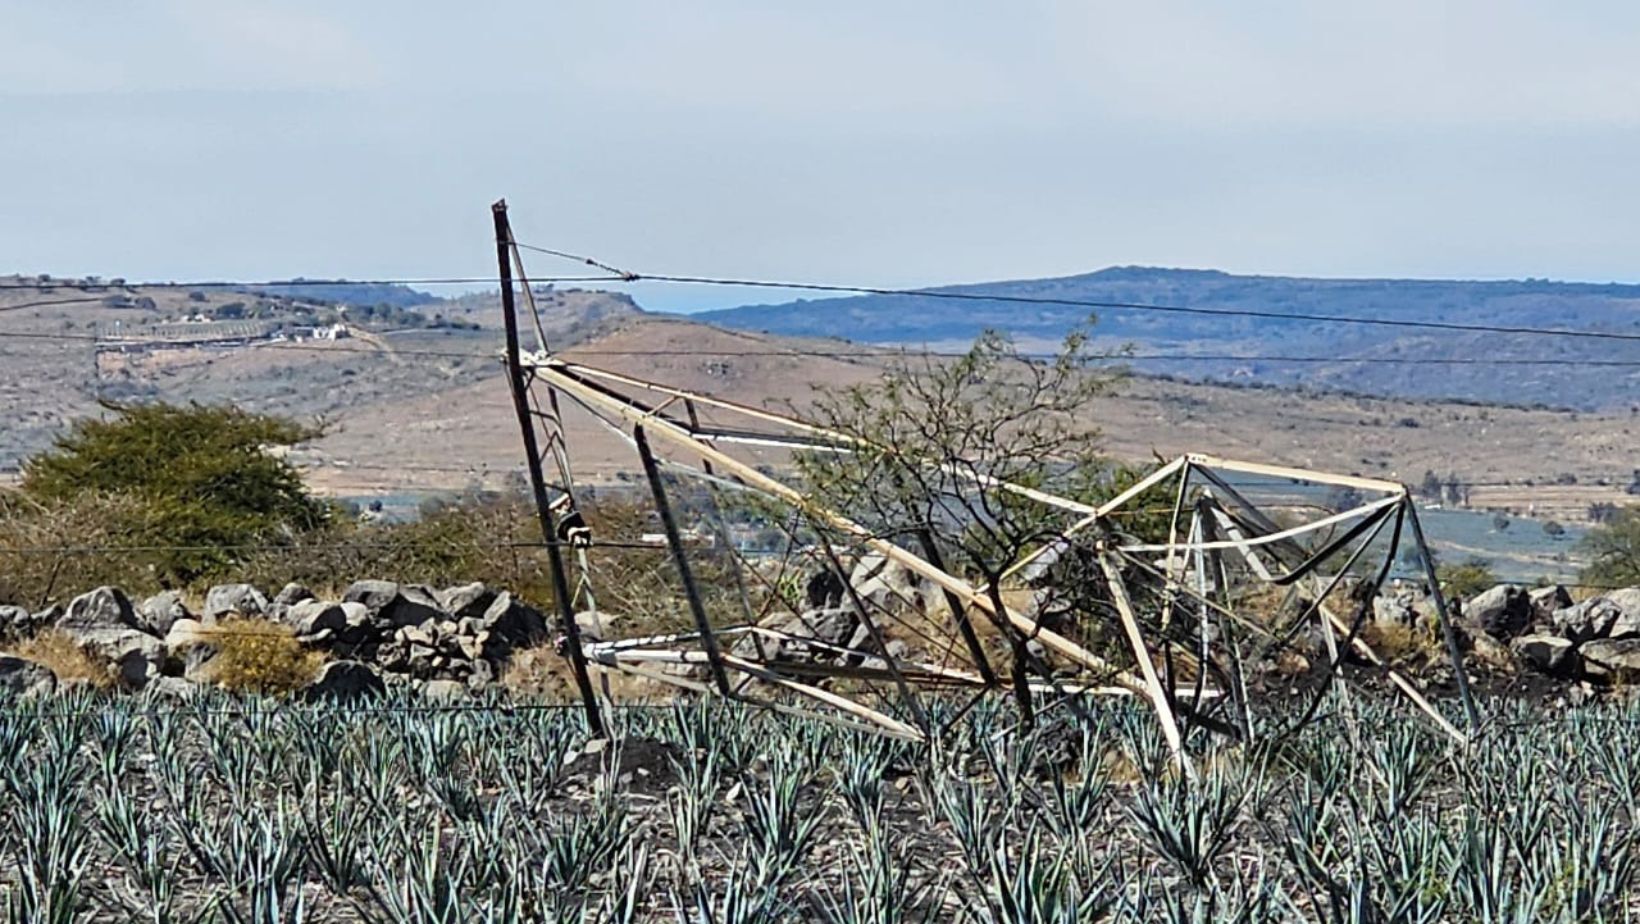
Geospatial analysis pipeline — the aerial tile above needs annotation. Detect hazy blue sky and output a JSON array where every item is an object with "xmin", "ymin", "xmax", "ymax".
[{"xmin": 6, "ymin": 2, "xmax": 1640, "ymax": 311}]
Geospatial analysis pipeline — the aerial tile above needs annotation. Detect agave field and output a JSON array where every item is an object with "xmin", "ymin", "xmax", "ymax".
[{"xmin": 0, "ymin": 687, "xmax": 1638, "ymax": 922}]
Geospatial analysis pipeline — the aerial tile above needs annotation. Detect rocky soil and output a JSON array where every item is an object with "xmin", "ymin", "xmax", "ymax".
[{"xmin": 0, "ymin": 579, "xmax": 554, "ymax": 700}]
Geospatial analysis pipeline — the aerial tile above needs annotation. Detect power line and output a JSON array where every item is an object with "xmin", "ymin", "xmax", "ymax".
[
  {"xmin": 0, "ymin": 276, "xmax": 620, "ymax": 292},
  {"xmin": 9, "ymin": 256, "xmax": 1640, "ymax": 346},
  {"xmin": 513, "ymin": 242, "xmax": 1640, "ymax": 345},
  {"xmin": 562, "ymin": 347, "xmax": 1640, "ymax": 368},
  {"xmin": 641, "ymin": 274, "xmax": 1640, "ymax": 343},
  {"xmin": 509, "ymin": 245, "xmax": 636, "ymax": 281},
  {"xmin": 9, "ymin": 252, "xmax": 1640, "ymax": 347}
]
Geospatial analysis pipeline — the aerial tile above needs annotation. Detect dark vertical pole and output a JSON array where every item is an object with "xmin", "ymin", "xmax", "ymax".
[
  {"xmin": 493, "ymin": 199, "xmax": 605, "ymax": 737},
  {"xmin": 635, "ymin": 424, "xmax": 734, "ymax": 697},
  {"xmin": 986, "ymin": 582, "xmax": 1036, "ymax": 727},
  {"xmin": 683, "ymin": 400, "xmax": 771, "ymax": 670},
  {"xmin": 1405, "ymin": 497, "xmax": 1481, "ymax": 730},
  {"xmin": 914, "ymin": 529, "xmax": 998, "ymax": 687}
]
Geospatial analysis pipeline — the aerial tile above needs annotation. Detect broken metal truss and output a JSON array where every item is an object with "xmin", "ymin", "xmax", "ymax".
[{"xmin": 492, "ymin": 202, "xmax": 1478, "ymax": 760}]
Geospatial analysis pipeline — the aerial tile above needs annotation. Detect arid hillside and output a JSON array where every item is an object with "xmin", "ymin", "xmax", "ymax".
[
  {"xmin": 306, "ymin": 316, "xmax": 1638, "ymax": 518},
  {"xmin": 5, "ymin": 276, "xmax": 1633, "ymax": 526},
  {"xmin": 0, "ymin": 276, "xmax": 632, "ymax": 475}
]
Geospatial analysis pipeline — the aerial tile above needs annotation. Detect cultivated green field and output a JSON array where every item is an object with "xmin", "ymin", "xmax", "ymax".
[{"xmin": 1, "ymin": 688, "xmax": 1634, "ymax": 922}]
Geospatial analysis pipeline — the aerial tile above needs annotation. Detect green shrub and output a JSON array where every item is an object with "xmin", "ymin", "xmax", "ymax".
[
  {"xmin": 1581, "ymin": 506, "xmax": 1640, "ymax": 588},
  {"xmin": 16, "ymin": 402, "xmax": 329, "ymax": 583},
  {"xmin": 1436, "ymin": 559, "xmax": 1498, "ymax": 599}
]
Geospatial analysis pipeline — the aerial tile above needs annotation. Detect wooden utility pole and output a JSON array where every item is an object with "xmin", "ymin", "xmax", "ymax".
[{"xmin": 492, "ymin": 199, "xmax": 605, "ymax": 737}]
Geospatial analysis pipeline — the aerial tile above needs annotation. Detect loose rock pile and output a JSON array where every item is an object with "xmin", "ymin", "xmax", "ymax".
[
  {"xmin": 8, "ymin": 570, "xmax": 1639, "ymax": 703},
  {"xmin": 1375, "ymin": 580, "xmax": 1640, "ymax": 683},
  {"xmin": 731, "ymin": 553, "xmax": 920, "ymax": 668},
  {"xmin": 0, "ymin": 579, "xmax": 552, "ymax": 699},
  {"xmin": 1510, "ymin": 588, "xmax": 1640, "ymax": 682}
]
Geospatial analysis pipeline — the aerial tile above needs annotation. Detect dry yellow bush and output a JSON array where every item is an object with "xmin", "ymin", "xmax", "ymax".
[
  {"xmin": 7, "ymin": 629, "xmax": 115, "ymax": 690},
  {"xmin": 1361, "ymin": 622, "xmax": 1445, "ymax": 664},
  {"xmin": 197, "ymin": 617, "xmax": 325, "ymax": 695}
]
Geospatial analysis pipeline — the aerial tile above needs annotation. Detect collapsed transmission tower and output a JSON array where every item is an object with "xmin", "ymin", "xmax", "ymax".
[{"xmin": 493, "ymin": 201, "xmax": 1478, "ymax": 760}]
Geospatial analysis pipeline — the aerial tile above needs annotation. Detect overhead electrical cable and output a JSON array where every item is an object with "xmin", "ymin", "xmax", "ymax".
[{"xmin": 510, "ymin": 242, "xmax": 1640, "ymax": 344}]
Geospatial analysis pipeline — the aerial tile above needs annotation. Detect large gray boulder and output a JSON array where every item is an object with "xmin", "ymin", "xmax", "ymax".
[
  {"xmin": 56, "ymin": 587, "xmax": 162, "ymax": 689},
  {"xmin": 739, "ymin": 607, "xmax": 860, "ymax": 662},
  {"xmin": 284, "ymin": 602, "xmax": 373, "ymax": 650},
  {"xmin": 1463, "ymin": 585, "xmax": 1532, "ymax": 640},
  {"xmin": 0, "ymin": 656, "xmax": 55, "ymax": 697},
  {"xmin": 85, "ymin": 632, "xmax": 165, "ymax": 688},
  {"xmin": 343, "ymin": 581, "xmax": 445, "ymax": 628},
  {"xmin": 573, "ymin": 610, "xmax": 615, "ymax": 644},
  {"xmin": 1554, "ymin": 598, "xmax": 1620, "ymax": 642},
  {"xmin": 164, "ymin": 619, "xmax": 218, "ymax": 682},
  {"xmin": 163, "ymin": 618, "xmax": 207, "ymax": 653},
  {"xmin": 438, "ymin": 582, "xmax": 497, "ymax": 621},
  {"xmin": 1607, "ymin": 589, "xmax": 1640, "ymax": 639},
  {"xmin": 1553, "ymin": 591, "xmax": 1640, "ymax": 642},
  {"xmin": 849, "ymin": 553, "xmax": 930, "ymax": 613},
  {"xmin": 1511, "ymin": 633, "xmax": 1577, "ymax": 676},
  {"xmin": 203, "ymin": 584, "xmax": 268, "ymax": 621},
  {"xmin": 1579, "ymin": 637, "xmax": 1640, "ymax": 682},
  {"xmin": 57, "ymin": 586, "xmax": 143, "ymax": 634},
  {"xmin": 303, "ymin": 660, "xmax": 384, "ymax": 701},
  {"xmin": 0, "ymin": 605, "xmax": 34, "ymax": 636},
  {"xmin": 272, "ymin": 583, "xmax": 315, "ymax": 608},
  {"xmin": 1372, "ymin": 594, "xmax": 1418, "ymax": 629},
  {"xmin": 285, "ymin": 600, "xmax": 350, "ymax": 637},
  {"xmin": 1528, "ymin": 585, "xmax": 1574, "ymax": 624},
  {"xmin": 136, "ymin": 591, "xmax": 190, "ymax": 637},
  {"xmin": 797, "ymin": 607, "xmax": 861, "ymax": 647},
  {"xmin": 477, "ymin": 592, "xmax": 547, "ymax": 646}
]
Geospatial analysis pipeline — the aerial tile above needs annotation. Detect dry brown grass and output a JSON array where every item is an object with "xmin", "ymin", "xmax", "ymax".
[
  {"xmin": 7, "ymin": 629, "xmax": 115, "ymax": 689},
  {"xmin": 195, "ymin": 617, "xmax": 325, "ymax": 695},
  {"xmin": 1570, "ymin": 584, "xmax": 1605, "ymax": 604},
  {"xmin": 1360, "ymin": 622, "xmax": 1439, "ymax": 662},
  {"xmin": 1359, "ymin": 621, "xmax": 1477, "ymax": 672}
]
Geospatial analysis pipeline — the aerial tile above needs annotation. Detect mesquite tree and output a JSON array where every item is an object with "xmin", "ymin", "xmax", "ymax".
[{"xmin": 797, "ymin": 326, "xmax": 1164, "ymax": 720}]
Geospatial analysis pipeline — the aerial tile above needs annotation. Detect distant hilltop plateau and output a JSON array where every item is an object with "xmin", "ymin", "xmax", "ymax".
[{"xmin": 694, "ymin": 266, "xmax": 1640, "ymax": 411}]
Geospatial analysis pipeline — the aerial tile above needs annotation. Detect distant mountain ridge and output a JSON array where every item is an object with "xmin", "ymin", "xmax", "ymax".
[{"xmin": 694, "ymin": 267, "xmax": 1640, "ymax": 409}]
